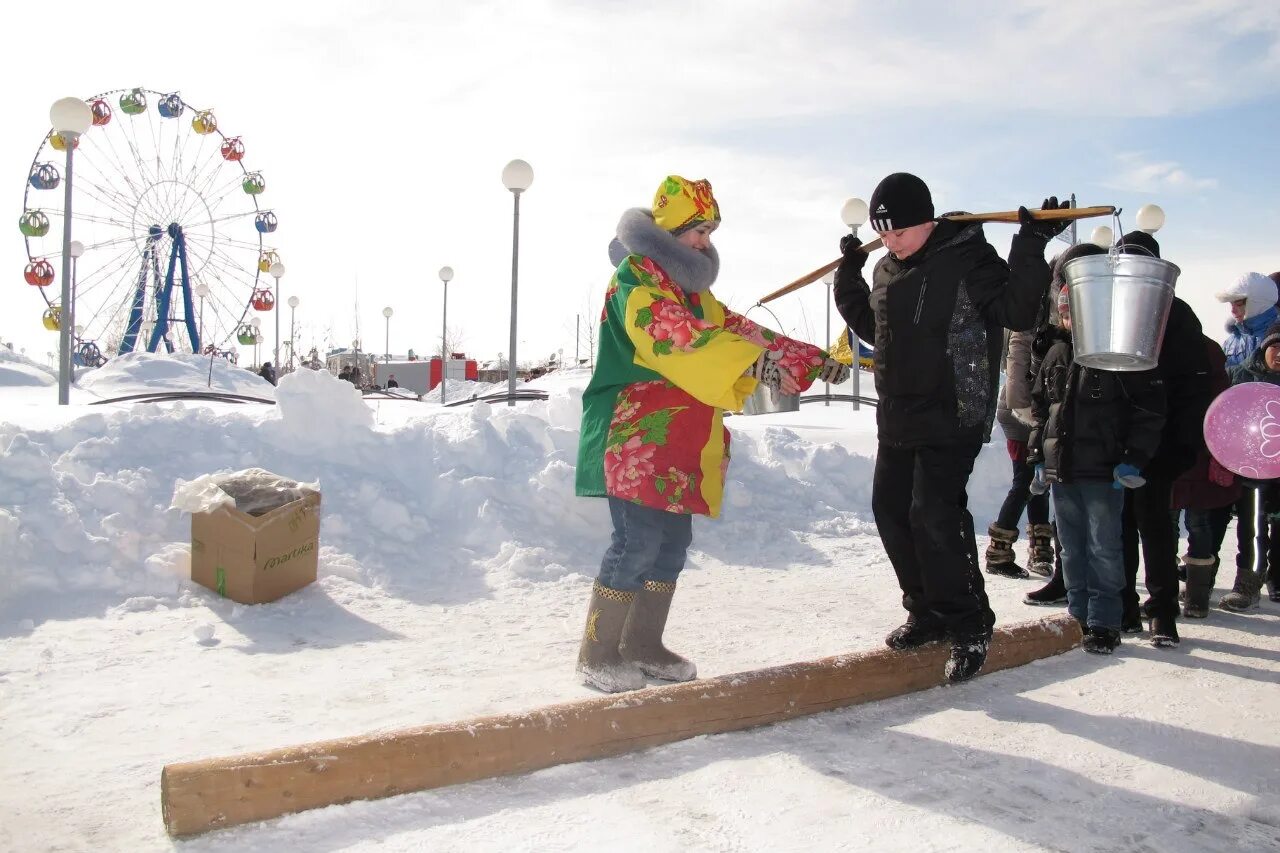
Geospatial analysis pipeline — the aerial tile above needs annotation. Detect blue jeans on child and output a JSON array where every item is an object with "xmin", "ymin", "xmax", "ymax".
[
  {"xmin": 996, "ymin": 456, "xmax": 1051, "ymax": 531},
  {"xmin": 1052, "ymin": 482, "xmax": 1125, "ymax": 630},
  {"xmin": 598, "ymin": 497, "xmax": 693, "ymax": 591}
]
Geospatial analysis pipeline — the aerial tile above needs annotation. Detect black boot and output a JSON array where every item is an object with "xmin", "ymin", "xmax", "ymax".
[
  {"xmin": 1026, "ymin": 523, "xmax": 1054, "ymax": 578},
  {"xmin": 1150, "ymin": 613, "xmax": 1180, "ymax": 648},
  {"xmin": 1023, "ymin": 559, "xmax": 1066, "ymax": 605},
  {"xmin": 944, "ymin": 631, "xmax": 991, "ymax": 683},
  {"xmin": 1181, "ymin": 556, "xmax": 1216, "ymax": 619},
  {"xmin": 985, "ymin": 523, "xmax": 1029, "ymax": 579},
  {"xmin": 1082, "ymin": 626, "xmax": 1122, "ymax": 654},
  {"xmin": 885, "ymin": 615, "xmax": 947, "ymax": 651}
]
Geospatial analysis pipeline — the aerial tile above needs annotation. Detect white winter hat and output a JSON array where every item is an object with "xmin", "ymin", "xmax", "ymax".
[{"xmin": 1214, "ymin": 271, "xmax": 1277, "ymax": 320}]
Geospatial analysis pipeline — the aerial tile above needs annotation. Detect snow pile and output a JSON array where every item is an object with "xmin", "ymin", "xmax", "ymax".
[
  {"xmin": 0, "ymin": 367, "xmax": 1013, "ymax": 619},
  {"xmin": 275, "ymin": 366, "xmax": 373, "ymax": 450},
  {"xmin": 75, "ymin": 351, "xmax": 276, "ymax": 398},
  {"xmin": 0, "ymin": 346, "xmax": 55, "ymax": 387}
]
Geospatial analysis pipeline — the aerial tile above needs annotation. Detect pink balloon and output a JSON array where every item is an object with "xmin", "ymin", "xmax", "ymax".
[{"xmin": 1204, "ymin": 381, "xmax": 1280, "ymax": 479}]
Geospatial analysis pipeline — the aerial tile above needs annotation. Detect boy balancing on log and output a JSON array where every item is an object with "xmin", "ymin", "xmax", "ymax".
[{"xmin": 833, "ymin": 172, "xmax": 1067, "ymax": 682}]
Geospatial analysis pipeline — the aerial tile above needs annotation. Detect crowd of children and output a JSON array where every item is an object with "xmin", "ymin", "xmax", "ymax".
[{"xmin": 991, "ymin": 246, "xmax": 1280, "ymax": 654}]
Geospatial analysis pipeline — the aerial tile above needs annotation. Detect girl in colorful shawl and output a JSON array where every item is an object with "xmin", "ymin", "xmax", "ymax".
[{"xmin": 574, "ymin": 175, "xmax": 848, "ymax": 692}]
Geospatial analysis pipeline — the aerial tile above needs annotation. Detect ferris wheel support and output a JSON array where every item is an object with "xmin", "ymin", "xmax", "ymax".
[
  {"xmin": 150, "ymin": 223, "xmax": 200, "ymax": 353},
  {"xmin": 120, "ymin": 227, "xmax": 163, "ymax": 354}
]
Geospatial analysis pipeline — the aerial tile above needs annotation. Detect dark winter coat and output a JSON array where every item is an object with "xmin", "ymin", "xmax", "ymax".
[
  {"xmin": 1171, "ymin": 336, "xmax": 1240, "ymax": 510},
  {"xmin": 834, "ymin": 220, "xmax": 1050, "ymax": 447},
  {"xmin": 1229, "ymin": 330, "xmax": 1280, "ymax": 386},
  {"xmin": 1144, "ymin": 297, "xmax": 1213, "ymax": 480},
  {"xmin": 1028, "ymin": 330, "xmax": 1166, "ymax": 484}
]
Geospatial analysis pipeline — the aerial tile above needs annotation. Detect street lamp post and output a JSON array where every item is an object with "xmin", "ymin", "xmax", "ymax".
[
  {"xmin": 840, "ymin": 198, "xmax": 869, "ymax": 411},
  {"xmin": 249, "ymin": 317, "xmax": 261, "ymax": 367},
  {"xmin": 382, "ymin": 306, "xmax": 393, "ymax": 365},
  {"xmin": 50, "ymin": 97, "xmax": 92, "ymax": 405},
  {"xmin": 268, "ymin": 261, "xmax": 285, "ymax": 373},
  {"xmin": 821, "ymin": 272, "xmax": 835, "ymax": 406},
  {"xmin": 194, "ymin": 282, "xmax": 210, "ymax": 350},
  {"xmin": 68, "ymin": 240, "xmax": 84, "ymax": 343},
  {"xmin": 438, "ymin": 266, "xmax": 454, "ymax": 403},
  {"xmin": 501, "ymin": 159, "xmax": 534, "ymax": 405},
  {"xmin": 287, "ymin": 295, "xmax": 299, "ymax": 372}
]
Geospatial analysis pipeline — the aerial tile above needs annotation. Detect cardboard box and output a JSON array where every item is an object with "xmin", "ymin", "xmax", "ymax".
[{"xmin": 190, "ymin": 491, "xmax": 321, "ymax": 604}]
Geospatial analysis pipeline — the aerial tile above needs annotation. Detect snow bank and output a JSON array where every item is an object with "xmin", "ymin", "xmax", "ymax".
[
  {"xmin": 0, "ymin": 346, "xmax": 55, "ymax": 388},
  {"xmin": 75, "ymin": 351, "xmax": 276, "ymax": 398},
  {"xmin": 0, "ymin": 367, "xmax": 1012, "ymax": 619}
]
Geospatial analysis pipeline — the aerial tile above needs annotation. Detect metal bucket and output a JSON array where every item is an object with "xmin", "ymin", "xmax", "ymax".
[
  {"xmin": 741, "ymin": 382, "xmax": 800, "ymax": 415},
  {"xmin": 1062, "ymin": 252, "xmax": 1180, "ymax": 371}
]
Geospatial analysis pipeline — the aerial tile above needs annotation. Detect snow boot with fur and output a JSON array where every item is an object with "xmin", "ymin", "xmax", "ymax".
[
  {"xmin": 984, "ymin": 524, "xmax": 1029, "ymax": 579},
  {"xmin": 1181, "ymin": 556, "xmax": 1217, "ymax": 619},
  {"xmin": 619, "ymin": 580, "xmax": 696, "ymax": 682},
  {"xmin": 1218, "ymin": 567, "xmax": 1264, "ymax": 612},
  {"xmin": 1026, "ymin": 523, "xmax": 1055, "ymax": 578},
  {"xmin": 577, "ymin": 582, "xmax": 645, "ymax": 692}
]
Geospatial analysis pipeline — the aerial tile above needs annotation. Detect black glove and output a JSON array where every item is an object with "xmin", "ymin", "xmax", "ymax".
[
  {"xmin": 1017, "ymin": 196, "xmax": 1071, "ymax": 241},
  {"xmin": 745, "ymin": 350, "xmax": 784, "ymax": 391},
  {"xmin": 838, "ymin": 234, "xmax": 867, "ymax": 272}
]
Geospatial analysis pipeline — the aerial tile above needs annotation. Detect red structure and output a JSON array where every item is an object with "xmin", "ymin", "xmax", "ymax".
[{"xmin": 429, "ymin": 354, "xmax": 478, "ymax": 388}]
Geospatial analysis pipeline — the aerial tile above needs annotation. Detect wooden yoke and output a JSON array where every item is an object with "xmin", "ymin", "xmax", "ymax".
[
  {"xmin": 161, "ymin": 613, "xmax": 1082, "ymax": 838},
  {"xmin": 756, "ymin": 205, "xmax": 1116, "ymax": 306}
]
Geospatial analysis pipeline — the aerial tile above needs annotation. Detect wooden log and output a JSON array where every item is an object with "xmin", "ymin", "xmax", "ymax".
[{"xmin": 161, "ymin": 613, "xmax": 1081, "ymax": 837}]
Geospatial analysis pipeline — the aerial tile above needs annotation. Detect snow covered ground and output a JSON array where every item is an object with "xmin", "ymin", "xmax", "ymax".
[{"xmin": 1, "ymin": 353, "xmax": 1278, "ymax": 852}]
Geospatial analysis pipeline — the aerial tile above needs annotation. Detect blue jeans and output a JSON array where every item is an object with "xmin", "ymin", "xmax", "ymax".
[
  {"xmin": 1052, "ymin": 482, "xmax": 1125, "ymax": 630},
  {"xmin": 598, "ymin": 497, "xmax": 693, "ymax": 591},
  {"xmin": 996, "ymin": 456, "xmax": 1051, "ymax": 530}
]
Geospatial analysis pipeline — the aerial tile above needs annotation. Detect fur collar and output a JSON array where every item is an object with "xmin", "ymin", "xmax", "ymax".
[{"xmin": 609, "ymin": 208, "xmax": 719, "ymax": 293}]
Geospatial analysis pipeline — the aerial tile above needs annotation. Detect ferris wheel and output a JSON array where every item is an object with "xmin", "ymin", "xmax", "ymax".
[{"xmin": 20, "ymin": 87, "xmax": 281, "ymax": 365}]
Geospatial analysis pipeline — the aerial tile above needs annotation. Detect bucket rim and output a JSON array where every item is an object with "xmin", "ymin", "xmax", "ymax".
[{"xmin": 1062, "ymin": 252, "xmax": 1181, "ymax": 280}]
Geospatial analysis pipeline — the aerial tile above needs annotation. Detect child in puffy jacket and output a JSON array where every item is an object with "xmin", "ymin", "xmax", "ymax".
[{"xmin": 1216, "ymin": 272, "xmax": 1278, "ymax": 368}]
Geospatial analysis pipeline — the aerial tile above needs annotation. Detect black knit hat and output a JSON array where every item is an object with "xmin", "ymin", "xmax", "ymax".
[
  {"xmin": 1118, "ymin": 230, "xmax": 1161, "ymax": 258},
  {"xmin": 1051, "ymin": 242, "xmax": 1106, "ymax": 288},
  {"xmin": 869, "ymin": 172, "xmax": 934, "ymax": 231}
]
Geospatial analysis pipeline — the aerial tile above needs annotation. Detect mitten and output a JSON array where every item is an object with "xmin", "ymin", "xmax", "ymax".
[
  {"xmin": 1112, "ymin": 463, "xmax": 1146, "ymax": 490},
  {"xmin": 817, "ymin": 357, "xmax": 850, "ymax": 385},
  {"xmin": 745, "ymin": 350, "xmax": 784, "ymax": 391}
]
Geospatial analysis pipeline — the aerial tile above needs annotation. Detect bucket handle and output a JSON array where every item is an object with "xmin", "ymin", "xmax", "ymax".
[{"xmin": 745, "ymin": 302, "xmax": 789, "ymax": 337}]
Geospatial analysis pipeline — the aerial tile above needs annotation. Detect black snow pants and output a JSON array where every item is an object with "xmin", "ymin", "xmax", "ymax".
[
  {"xmin": 872, "ymin": 441, "xmax": 994, "ymax": 638},
  {"xmin": 1122, "ymin": 477, "xmax": 1181, "ymax": 622}
]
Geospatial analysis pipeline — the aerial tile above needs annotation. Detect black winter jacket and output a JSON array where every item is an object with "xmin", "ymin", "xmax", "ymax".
[
  {"xmin": 834, "ymin": 220, "xmax": 1051, "ymax": 447},
  {"xmin": 1144, "ymin": 297, "xmax": 1213, "ymax": 480},
  {"xmin": 1028, "ymin": 331, "xmax": 1166, "ymax": 483}
]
